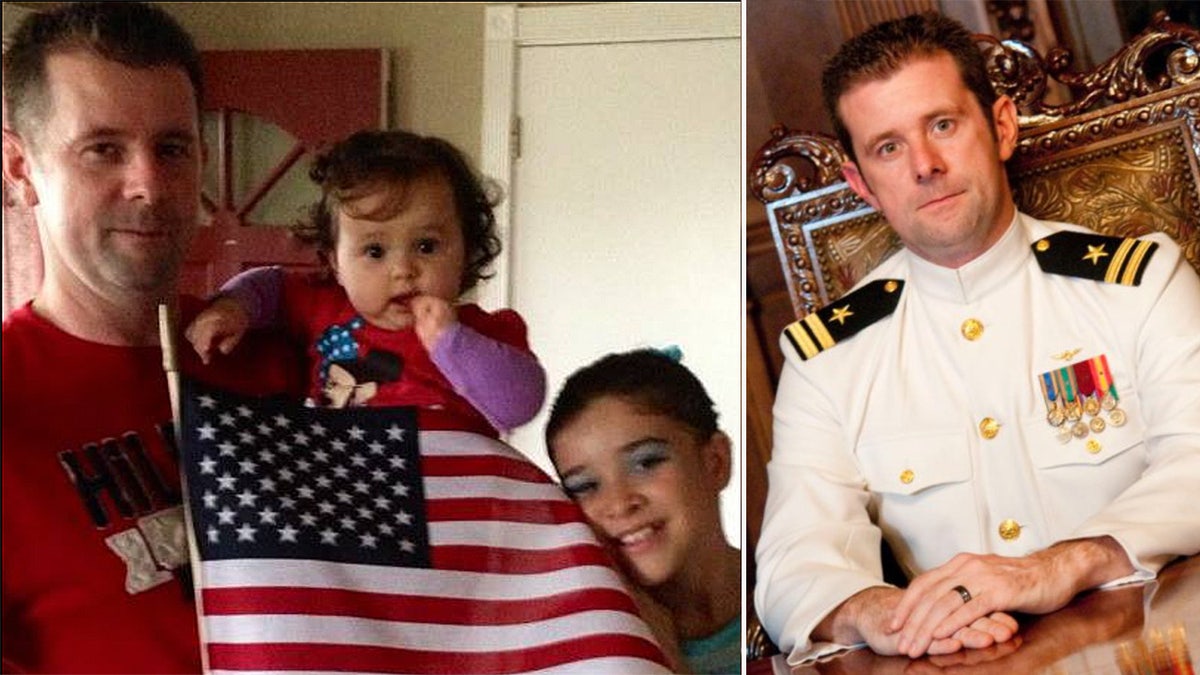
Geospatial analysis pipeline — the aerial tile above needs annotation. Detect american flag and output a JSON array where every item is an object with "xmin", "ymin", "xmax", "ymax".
[{"xmin": 179, "ymin": 379, "xmax": 670, "ymax": 674}]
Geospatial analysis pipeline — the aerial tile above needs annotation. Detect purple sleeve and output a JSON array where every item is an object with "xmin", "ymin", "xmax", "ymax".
[
  {"xmin": 430, "ymin": 322, "xmax": 547, "ymax": 432},
  {"xmin": 217, "ymin": 266, "xmax": 285, "ymax": 330}
]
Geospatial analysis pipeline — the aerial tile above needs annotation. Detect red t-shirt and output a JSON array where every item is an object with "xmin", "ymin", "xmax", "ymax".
[{"xmin": 2, "ymin": 299, "xmax": 301, "ymax": 673}]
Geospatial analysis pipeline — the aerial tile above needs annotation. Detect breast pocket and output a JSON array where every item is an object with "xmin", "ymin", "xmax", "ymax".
[
  {"xmin": 1023, "ymin": 409, "xmax": 1147, "ymax": 536},
  {"xmin": 857, "ymin": 432, "xmax": 978, "ymax": 566}
]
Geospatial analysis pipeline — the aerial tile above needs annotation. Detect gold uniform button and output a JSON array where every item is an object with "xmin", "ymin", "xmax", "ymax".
[
  {"xmin": 1036, "ymin": 239, "xmax": 1050, "ymax": 252},
  {"xmin": 961, "ymin": 318, "xmax": 984, "ymax": 341},
  {"xmin": 900, "ymin": 469, "xmax": 915, "ymax": 484},
  {"xmin": 1086, "ymin": 439, "xmax": 1102, "ymax": 454},
  {"xmin": 999, "ymin": 519, "xmax": 1021, "ymax": 541},
  {"xmin": 979, "ymin": 417, "xmax": 1000, "ymax": 439}
]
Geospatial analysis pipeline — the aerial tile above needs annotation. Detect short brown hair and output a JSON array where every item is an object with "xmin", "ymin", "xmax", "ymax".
[
  {"xmin": 295, "ymin": 130, "xmax": 503, "ymax": 294},
  {"xmin": 3, "ymin": 2, "xmax": 203, "ymax": 142},
  {"xmin": 821, "ymin": 11, "xmax": 996, "ymax": 162}
]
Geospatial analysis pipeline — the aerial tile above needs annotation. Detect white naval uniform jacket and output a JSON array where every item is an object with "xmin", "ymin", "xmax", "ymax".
[{"xmin": 755, "ymin": 211, "xmax": 1200, "ymax": 662}]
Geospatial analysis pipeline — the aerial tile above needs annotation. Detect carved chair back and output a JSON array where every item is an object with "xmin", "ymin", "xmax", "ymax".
[{"xmin": 750, "ymin": 13, "xmax": 1200, "ymax": 319}]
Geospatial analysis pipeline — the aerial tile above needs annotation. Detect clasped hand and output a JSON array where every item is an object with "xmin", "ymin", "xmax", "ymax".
[{"xmin": 887, "ymin": 550, "xmax": 1082, "ymax": 658}]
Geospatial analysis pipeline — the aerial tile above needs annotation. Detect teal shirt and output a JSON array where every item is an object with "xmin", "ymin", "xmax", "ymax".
[{"xmin": 681, "ymin": 615, "xmax": 741, "ymax": 674}]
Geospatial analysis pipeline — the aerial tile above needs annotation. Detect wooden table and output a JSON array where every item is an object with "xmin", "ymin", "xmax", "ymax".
[{"xmin": 749, "ymin": 555, "xmax": 1198, "ymax": 675}]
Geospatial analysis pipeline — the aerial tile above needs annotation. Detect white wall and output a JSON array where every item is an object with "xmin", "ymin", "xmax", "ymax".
[{"xmin": 483, "ymin": 3, "xmax": 743, "ymax": 546}]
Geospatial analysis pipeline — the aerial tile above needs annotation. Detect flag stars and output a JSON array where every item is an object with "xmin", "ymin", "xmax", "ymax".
[
  {"xmin": 367, "ymin": 440, "xmax": 385, "ymax": 455},
  {"xmin": 320, "ymin": 529, "xmax": 338, "ymax": 545},
  {"xmin": 257, "ymin": 422, "xmax": 273, "ymax": 436},
  {"xmin": 258, "ymin": 477, "xmax": 277, "ymax": 492},
  {"xmin": 258, "ymin": 449, "xmax": 276, "ymax": 464},
  {"xmin": 274, "ymin": 414, "xmax": 291, "ymax": 429},
  {"xmin": 392, "ymin": 483, "xmax": 410, "ymax": 498},
  {"xmin": 296, "ymin": 459, "xmax": 312, "ymax": 473},
  {"xmin": 216, "ymin": 472, "xmax": 237, "ymax": 491},
  {"xmin": 373, "ymin": 496, "xmax": 391, "ymax": 510},
  {"xmin": 279, "ymin": 524, "xmax": 299, "ymax": 543},
  {"xmin": 236, "ymin": 405, "xmax": 252, "ymax": 418},
  {"xmin": 347, "ymin": 425, "xmax": 365, "ymax": 441},
  {"xmin": 356, "ymin": 506, "xmax": 373, "ymax": 520},
  {"xmin": 198, "ymin": 395, "xmax": 216, "ymax": 409},
  {"xmin": 278, "ymin": 468, "xmax": 295, "ymax": 482},
  {"xmin": 317, "ymin": 501, "xmax": 336, "ymax": 515},
  {"xmin": 371, "ymin": 469, "xmax": 388, "ymax": 483},
  {"xmin": 218, "ymin": 442, "xmax": 237, "ymax": 457},
  {"xmin": 199, "ymin": 455, "xmax": 217, "ymax": 475},
  {"xmin": 353, "ymin": 480, "xmax": 370, "ymax": 495},
  {"xmin": 313, "ymin": 449, "xmax": 330, "ymax": 463},
  {"xmin": 292, "ymin": 431, "xmax": 309, "ymax": 446},
  {"xmin": 330, "ymin": 440, "xmax": 347, "ymax": 453},
  {"xmin": 350, "ymin": 453, "xmax": 367, "ymax": 468},
  {"xmin": 316, "ymin": 476, "xmax": 333, "ymax": 489},
  {"xmin": 202, "ymin": 490, "xmax": 218, "ymax": 509},
  {"xmin": 216, "ymin": 506, "xmax": 236, "ymax": 525},
  {"xmin": 386, "ymin": 425, "xmax": 405, "ymax": 441},
  {"xmin": 333, "ymin": 465, "xmax": 350, "ymax": 479},
  {"xmin": 395, "ymin": 510, "xmax": 413, "ymax": 526},
  {"xmin": 360, "ymin": 533, "xmax": 378, "ymax": 549},
  {"xmin": 310, "ymin": 422, "xmax": 327, "ymax": 437},
  {"xmin": 238, "ymin": 431, "xmax": 255, "ymax": 444},
  {"xmin": 388, "ymin": 456, "xmax": 407, "ymax": 470},
  {"xmin": 339, "ymin": 516, "xmax": 357, "ymax": 531},
  {"xmin": 335, "ymin": 491, "xmax": 353, "ymax": 505},
  {"xmin": 236, "ymin": 523, "xmax": 257, "ymax": 542},
  {"xmin": 206, "ymin": 526, "xmax": 220, "ymax": 543},
  {"xmin": 399, "ymin": 539, "xmax": 415, "ymax": 554},
  {"xmin": 238, "ymin": 458, "xmax": 258, "ymax": 475},
  {"xmin": 197, "ymin": 423, "xmax": 217, "ymax": 441},
  {"xmin": 258, "ymin": 508, "xmax": 279, "ymax": 525},
  {"xmin": 297, "ymin": 485, "xmax": 315, "ymax": 500},
  {"xmin": 378, "ymin": 523, "xmax": 394, "ymax": 536},
  {"xmin": 236, "ymin": 490, "xmax": 258, "ymax": 507},
  {"xmin": 219, "ymin": 412, "xmax": 236, "ymax": 426},
  {"xmin": 279, "ymin": 496, "xmax": 297, "ymax": 510},
  {"xmin": 300, "ymin": 512, "xmax": 318, "ymax": 527}
]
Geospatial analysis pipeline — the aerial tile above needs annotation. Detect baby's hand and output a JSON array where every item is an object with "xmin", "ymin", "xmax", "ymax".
[
  {"xmin": 185, "ymin": 296, "xmax": 251, "ymax": 365},
  {"xmin": 411, "ymin": 295, "xmax": 457, "ymax": 352}
]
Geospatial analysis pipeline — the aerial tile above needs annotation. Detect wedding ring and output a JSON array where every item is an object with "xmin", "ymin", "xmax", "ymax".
[{"xmin": 952, "ymin": 585, "xmax": 972, "ymax": 604}]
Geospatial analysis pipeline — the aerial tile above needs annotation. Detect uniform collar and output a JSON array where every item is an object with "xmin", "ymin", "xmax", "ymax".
[{"xmin": 904, "ymin": 210, "xmax": 1029, "ymax": 303}]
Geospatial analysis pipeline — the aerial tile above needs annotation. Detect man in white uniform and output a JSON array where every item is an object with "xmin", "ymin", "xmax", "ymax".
[{"xmin": 754, "ymin": 11, "xmax": 1200, "ymax": 664}]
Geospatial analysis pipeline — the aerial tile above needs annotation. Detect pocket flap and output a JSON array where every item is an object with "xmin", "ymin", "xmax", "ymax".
[{"xmin": 858, "ymin": 433, "xmax": 971, "ymax": 496}]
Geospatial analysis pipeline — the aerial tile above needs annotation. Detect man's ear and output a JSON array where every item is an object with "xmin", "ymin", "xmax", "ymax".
[
  {"xmin": 2, "ymin": 129, "xmax": 39, "ymax": 208},
  {"xmin": 992, "ymin": 95, "xmax": 1019, "ymax": 163},
  {"xmin": 702, "ymin": 431, "xmax": 733, "ymax": 491},
  {"xmin": 841, "ymin": 161, "xmax": 879, "ymax": 211}
]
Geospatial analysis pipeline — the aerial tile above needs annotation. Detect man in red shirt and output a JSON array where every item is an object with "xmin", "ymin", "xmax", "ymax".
[{"xmin": 2, "ymin": 3, "xmax": 297, "ymax": 671}]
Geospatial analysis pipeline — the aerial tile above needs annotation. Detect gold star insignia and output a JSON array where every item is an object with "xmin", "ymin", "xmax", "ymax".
[
  {"xmin": 1083, "ymin": 244, "xmax": 1109, "ymax": 265},
  {"xmin": 830, "ymin": 305, "xmax": 854, "ymax": 325}
]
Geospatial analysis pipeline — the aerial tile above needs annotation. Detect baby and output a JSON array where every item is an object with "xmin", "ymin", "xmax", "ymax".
[
  {"xmin": 186, "ymin": 130, "xmax": 545, "ymax": 437},
  {"xmin": 545, "ymin": 349, "xmax": 741, "ymax": 673}
]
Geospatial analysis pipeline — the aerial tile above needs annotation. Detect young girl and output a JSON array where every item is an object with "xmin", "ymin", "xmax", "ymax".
[
  {"xmin": 545, "ymin": 349, "xmax": 741, "ymax": 674},
  {"xmin": 186, "ymin": 130, "xmax": 545, "ymax": 437}
]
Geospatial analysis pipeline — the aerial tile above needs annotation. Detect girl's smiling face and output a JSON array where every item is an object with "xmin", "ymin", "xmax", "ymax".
[{"xmin": 549, "ymin": 395, "xmax": 730, "ymax": 588}]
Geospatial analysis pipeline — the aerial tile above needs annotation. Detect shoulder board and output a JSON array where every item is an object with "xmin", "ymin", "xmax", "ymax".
[
  {"xmin": 1031, "ymin": 231, "xmax": 1158, "ymax": 286},
  {"xmin": 782, "ymin": 279, "xmax": 904, "ymax": 361}
]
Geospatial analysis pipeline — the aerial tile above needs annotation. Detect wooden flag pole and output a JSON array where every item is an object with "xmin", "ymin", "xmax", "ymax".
[{"xmin": 158, "ymin": 303, "xmax": 211, "ymax": 674}]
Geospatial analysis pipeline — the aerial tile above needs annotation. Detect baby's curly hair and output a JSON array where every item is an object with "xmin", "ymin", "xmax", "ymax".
[{"xmin": 295, "ymin": 130, "xmax": 503, "ymax": 293}]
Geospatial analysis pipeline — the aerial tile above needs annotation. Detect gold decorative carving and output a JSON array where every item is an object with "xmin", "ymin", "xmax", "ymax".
[{"xmin": 980, "ymin": 12, "xmax": 1200, "ymax": 126}]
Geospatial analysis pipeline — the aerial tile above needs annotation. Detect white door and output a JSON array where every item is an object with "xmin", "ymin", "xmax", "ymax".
[{"xmin": 481, "ymin": 3, "xmax": 742, "ymax": 544}]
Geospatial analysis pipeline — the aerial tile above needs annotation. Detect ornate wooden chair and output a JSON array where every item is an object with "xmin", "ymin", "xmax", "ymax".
[
  {"xmin": 750, "ymin": 12, "xmax": 1200, "ymax": 319},
  {"xmin": 745, "ymin": 13, "xmax": 1200, "ymax": 661}
]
